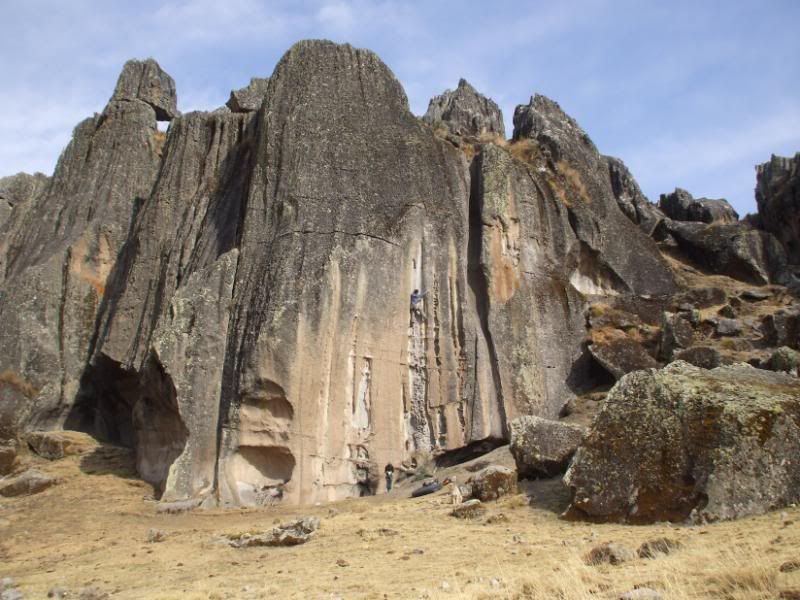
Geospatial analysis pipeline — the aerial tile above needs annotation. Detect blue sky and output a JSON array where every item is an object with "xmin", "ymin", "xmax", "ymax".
[{"xmin": 1, "ymin": 0, "xmax": 798, "ymax": 216}]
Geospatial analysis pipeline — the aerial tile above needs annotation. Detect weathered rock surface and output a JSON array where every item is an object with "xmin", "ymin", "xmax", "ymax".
[
  {"xmin": 565, "ymin": 361, "xmax": 800, "ymax": 523},
  {"xmin": 422, "ymin": 79, "xmax": 505, "ymax": 138},
  {"xmin": 588, "ymin": 331, "xmax": 658, "ymax": 380},
  {"xmin": 0, "ymin": 469, "xmax": 57, "ymax": 497},
  {"xmin": 755, "ymin": 153, "xmax": 800, "ymax": 263},
  {"xmin": 673, "ymin": 346, "xmax": 721, "ymax": 369},
  {"xmin": 606, "ymin": 156, "xmax": 664, "ymax": 236},
  {"xmin": 226, "ymin": 77, "xmax": 269, "ymax": 112},
  {"xmin": 468, "ymin": 465, "xmax": 517, "ymax": 501},
  {"xmin": 509, "ymin": 416, "xmax": 585, "ymax": 478},
  {"xmin": 761, "ymin": 310, "xmax": 800, "ymax": 349},
  {"xmin": 658, "ymin": 188, "xmax": 738, "ymax": 224},
  {"xmin": 25, "ymin": 431, "xmax": 89, "ymax": 460},
  {"xmin": 0, "ymin": 439, "xmax": 18, "ymax": 475}
]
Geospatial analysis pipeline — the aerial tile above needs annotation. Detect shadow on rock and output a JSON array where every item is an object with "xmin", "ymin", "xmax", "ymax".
[{"xmin": 520, "ymin": 477, "xmax": 572, "ymax": 515}]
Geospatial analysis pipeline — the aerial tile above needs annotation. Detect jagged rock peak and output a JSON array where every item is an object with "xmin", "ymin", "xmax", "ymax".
[
  {"xmin": 111, "ymin": 58, "xmax": 178, "ymax": 121},
  {"xmin": 0, "ymin": 172, "xmax": 49, "ymax": 207},
  {"xmin": 755, "ymin": 152, "xmax": 800, "ymax": 263},
  {"xmin": 658, "ymin": 188, "xmax": 738, "ymax": 224},
  {"xmin": 227, "ymin": 77, "xmax": 270, "ymax": 113},
  {"xmin": 422, "ymin": 78, "xmax": 505, "ymax": 138},
  {"xmin": 512, "ymin": 94, "xmax": 596, "ymax": 160}
]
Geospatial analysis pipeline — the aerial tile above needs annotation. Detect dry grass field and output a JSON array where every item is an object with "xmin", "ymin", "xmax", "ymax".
[{"xmin": 2, "ymin": 435, "xmax": 799, "ymax": 600}]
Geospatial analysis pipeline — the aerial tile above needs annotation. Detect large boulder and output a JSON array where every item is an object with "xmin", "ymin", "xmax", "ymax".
[
  {"xmin": 755, "ymin": 153, "xmax": 800, "ymax": 263},
  {"xmin": 468, "ymin": 465, "xmax": 518, "ymax": 501},
  {"xmin": 422, "ymin": 78, "xmax": 505, "ymax": 138},
  {"xmin": 658, "ymin": 188, "xmax": 738, "ymax": 224},
  {"xmin": 509, "ymin": 416, "xmax": 585, "ymax": 478},
  {"xmin": 588, "ymin": 330, "xmax": 658, "ymax": 380},
  {"xmin": 564, "ymin": 361, "xmax": 800, "ymax": 523}
]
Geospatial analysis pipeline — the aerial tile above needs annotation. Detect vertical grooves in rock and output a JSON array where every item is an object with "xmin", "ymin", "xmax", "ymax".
[{"xmin": 467, "ymin": 155, "xmax": 507, "ymax": 437}]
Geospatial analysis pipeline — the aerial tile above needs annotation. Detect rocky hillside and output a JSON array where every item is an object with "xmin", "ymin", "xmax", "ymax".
[{"xmin": 1, "ymin": 40, "xmax": 798, "ymax": 515}]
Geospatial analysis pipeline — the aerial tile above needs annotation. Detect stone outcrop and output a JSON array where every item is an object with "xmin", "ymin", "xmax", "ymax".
[
  {"xmin": 224, "ymin": 516, "xmax": 320, "ymax": 547},
  {"xmin": 605, "ymin": 156, "xmax": 664, "ymax": 236},
  {"xmin": 656, "ymin": 219, "xmax": 786, "ymax": 285},
  {"xmin": 658, "ymin": 188, "xmax": 738, "ymax": 224},
  {"xmin": 755, "ymin": 153, "xmax": 800, "ymax": 263},
  {"xmin": 112, "ymin": 58, "xmax": 178, "ymax": 121},
  {"xmin": 0, "ymin": 41, "xmax": 678, "ymax": 508},
  {"xmin": 0, "ymin": 58, "xmax": 174, "ymax": 441},
  {"xmin": 564, "ymin": 361, "xmax": 800, "ymax": 523},
  {"xmin": 509, "ymin": 416, "xmax": 585, "ymax": 478},
  {"xmin": 0, "ymin": 469, "xmax": 57, "ymax": 497},
  {"xmin": 422, "ymin": 79, "xmax": 505, "ymax": 138},
  {"xmin": 227, "ymin": 77, "xmax": 269, "ymax": 113}
]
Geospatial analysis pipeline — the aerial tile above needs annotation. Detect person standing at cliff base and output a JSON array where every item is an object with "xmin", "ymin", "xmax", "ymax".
[{"xmin": 385, "ymin": 463, "xmax": 395, "ymax": 492}]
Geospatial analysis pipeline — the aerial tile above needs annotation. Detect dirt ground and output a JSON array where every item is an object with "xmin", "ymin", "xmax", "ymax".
[{"xmin": 2, "ymin": 436, "xmax": 800, "ymax": 600}]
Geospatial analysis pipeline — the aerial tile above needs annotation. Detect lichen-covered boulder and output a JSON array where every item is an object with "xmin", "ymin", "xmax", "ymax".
[
  {"xmin": 588, "ymin": 330, "xmax": 658, "ymax": 380},
  {"xmin": 673, "ymin": 346, "xmax": 721, "ymax": 370},
  {"xmin": 564, "ymin": 361, "xmax": 800, "ymax": 523},
  {"xmin": 509, "ymin": 416, "xmax": 585, "ymax": 478},
  {"xmin": 468, "ymin": 465, "xmax": 517, "ymax": 501}
]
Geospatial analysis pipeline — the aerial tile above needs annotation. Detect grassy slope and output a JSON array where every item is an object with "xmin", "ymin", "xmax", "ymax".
[{"xmin": 2, "ymin": 435, "xmax": 800, "ymax": 599}]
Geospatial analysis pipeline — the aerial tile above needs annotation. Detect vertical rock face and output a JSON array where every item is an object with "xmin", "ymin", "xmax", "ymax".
[
  {"xmin": 0, "ymin": 59, "xmax": 174, "ymax": 438},
  {"xmin": 511, "ymin": 94, "xmax": 675, "ymax": 298},
  {"xmin": 756, "ymin": 153, "xmax": 800, "ymax": 263},
  {"xmin": 422, "ymin": 79, "xmax": 505, "ymax": 138},
  {"xmin": 1, "ymin": 41, "xmax": 678, "ymax": 507}
]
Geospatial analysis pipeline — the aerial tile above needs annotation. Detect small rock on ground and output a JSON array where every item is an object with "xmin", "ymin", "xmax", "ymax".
[{"xmin": 585, "ymin": 542, "xmax": 635, "ymax": 566}]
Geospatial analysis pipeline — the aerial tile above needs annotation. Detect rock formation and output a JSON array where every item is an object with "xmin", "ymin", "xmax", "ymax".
[
  {"xmin": 658, "ymin": 188, "xmax": 738, "ymax": 224},
  {"xmin": 15, "ymin": 39, "xmax": 800, "ymax": 514},
  {"xmin": 422, "ymin": 78, "xmax": 505, "ymax": 138},
  {"xmin": 755, "ymin": 153, "xmax": 800, "ymax": 263},
  {"xmin": 227, "ymin": 77, "xmax": 270, "ymax": 113},
  {"xmin": 565, "ymin": 361, "xmax": 800, "ymax": 523},
  {"xmin": 605, "ymin": 156, "xmax": 663, "ymax": 236}
]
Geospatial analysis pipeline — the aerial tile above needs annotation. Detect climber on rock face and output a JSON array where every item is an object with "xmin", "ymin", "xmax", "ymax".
[{"xmin": 410, "ymin": 289, "xmax": 427, "ymax": 318}]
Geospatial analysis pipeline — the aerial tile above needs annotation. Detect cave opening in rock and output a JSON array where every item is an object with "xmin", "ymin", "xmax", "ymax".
[
  {"xmin": 229, "ymin": 445, "xmax": 296, "ymax": 505},
  {"xmin": 66, "ymin": 354, "xmax": 141, "ymax": 448},
  {"xmin": 66, "ymin": 353, "xmax": 188, "ymax": 498}
]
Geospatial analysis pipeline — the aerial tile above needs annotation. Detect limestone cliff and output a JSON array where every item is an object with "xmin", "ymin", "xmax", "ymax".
[{"xmin": 1, "ymin": 41, "xmax": 679, "ymax": 507}]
